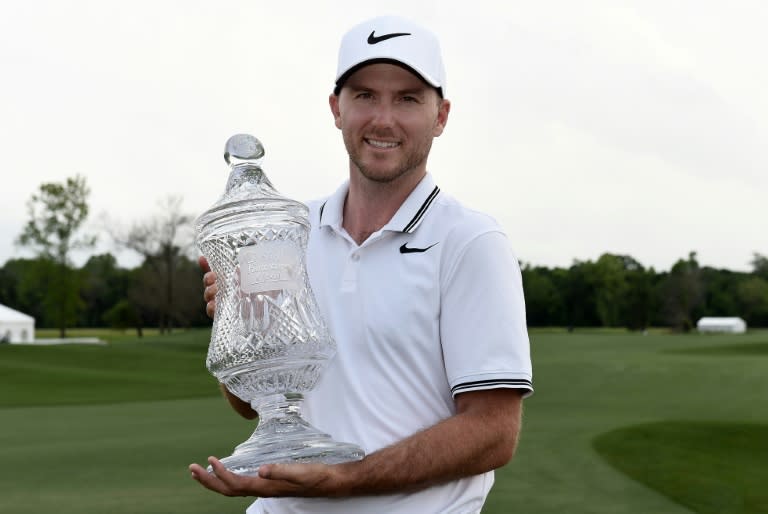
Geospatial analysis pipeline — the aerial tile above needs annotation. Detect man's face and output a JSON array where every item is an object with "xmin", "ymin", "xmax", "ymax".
[{"xmin": 329, "ymin": 63, "xmax": 450, "ymax": 184}]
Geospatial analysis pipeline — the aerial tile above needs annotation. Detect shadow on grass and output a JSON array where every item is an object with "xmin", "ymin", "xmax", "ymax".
[
  {"xmin": 593, "ymin": 421, "xmax": 768, "ymax": 514},
  {"xmin": 665, "ymin": 342, "xmax": 768, "ymax": 357}
]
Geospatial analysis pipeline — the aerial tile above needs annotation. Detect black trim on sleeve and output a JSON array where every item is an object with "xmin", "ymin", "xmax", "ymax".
[
  {"xmin": 403, "ymin": 186, "xmax": 440, "ymax": 233},
  {"xmin": 451, "ymin": 378, "xmax": 533, "ymax": 395}
]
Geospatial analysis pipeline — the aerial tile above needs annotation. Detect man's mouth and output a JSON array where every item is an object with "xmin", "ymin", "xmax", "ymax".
[{"xmin": 365, "ymin": 138, "xmax": 400, "ymax": 149}]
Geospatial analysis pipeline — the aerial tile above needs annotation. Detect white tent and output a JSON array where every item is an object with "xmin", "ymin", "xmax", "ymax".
[
  {"xmin": 696, "ymin": 317, "xmax": 747, "ymax": 334},
  {"xmin": 0, "ymin": 304, "xmax": 35, "ymax": 343}
]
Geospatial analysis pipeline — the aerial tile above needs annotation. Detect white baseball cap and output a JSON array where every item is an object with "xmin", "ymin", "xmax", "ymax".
[{"xmin": 334, "ymin": 16, "xmax": 446, "ymax": 97}]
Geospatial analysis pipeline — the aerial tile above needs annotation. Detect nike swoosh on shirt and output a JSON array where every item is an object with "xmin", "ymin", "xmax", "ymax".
[
  {"xmin": 399, "ymin": 242, "xmax": 438, "ymax": 254},
  {"xmin": 367, "ymin": 31, "xmax": 412, "ymax": 44}
]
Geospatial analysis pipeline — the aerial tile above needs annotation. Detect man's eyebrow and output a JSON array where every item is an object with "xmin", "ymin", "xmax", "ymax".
[
  {"xmin": 346, "ymin": 84, "xmax": 372, "ymax": 91},
  {"xmin": 398, "ymin": 87, "xmax": 427, "ymax": 94},
  {"xmin": 343, "ymin": 81, "xmax": 373, "ymax": 92}
]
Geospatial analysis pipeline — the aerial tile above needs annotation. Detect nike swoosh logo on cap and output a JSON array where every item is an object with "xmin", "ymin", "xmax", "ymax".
[
  {"xmin": 367, "ymin": 31, "xmax": 412, "ymax": 44},
  {"xmin": 399, "ymin": 242, "xmax": 438, "ymax": 254}
]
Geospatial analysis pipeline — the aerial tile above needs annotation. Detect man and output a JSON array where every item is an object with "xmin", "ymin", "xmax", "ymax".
[{"xmin": 190, "ymin": 15, "xmax": 533, "ymax": 514}]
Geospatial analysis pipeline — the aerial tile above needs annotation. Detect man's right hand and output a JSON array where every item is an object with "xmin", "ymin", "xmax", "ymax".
[{"xmin": 199, "ymin": 256, "xmax": 218, "ymax": 319}]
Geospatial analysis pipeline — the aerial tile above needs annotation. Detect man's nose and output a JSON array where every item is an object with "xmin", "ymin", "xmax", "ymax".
[{"xmin": 370, "ymin": 102, "xmax": 395, "ymax": 127}]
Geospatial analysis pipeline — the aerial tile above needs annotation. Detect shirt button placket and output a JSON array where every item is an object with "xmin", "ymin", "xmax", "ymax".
[{"xmin": 341, "ymin": 251, "xmax": 360, "ymax": 292}]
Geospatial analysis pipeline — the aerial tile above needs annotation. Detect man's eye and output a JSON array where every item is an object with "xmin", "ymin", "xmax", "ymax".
[{"xmin": 356, "ymin": 92, "xmax": 373, "ymax": 100}]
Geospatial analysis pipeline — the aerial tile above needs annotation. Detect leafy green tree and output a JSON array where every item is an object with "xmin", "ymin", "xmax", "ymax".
[
  {"xmin": 593, "ymin": 254, "xmax": 631, "ymax": 327},
  {"xmin": 1, "ymin": 258, "xmax": 66, "ymax": 327},
  {"xmin": 78, "ymin": 253, "xmax": 131, "ymax": 328},
  {"xmin": 659, "ymin": 252, "xmax": 703, "ymax": 332},
  {"xmin": 15, "ymin": 175, "xmax": 95, "ymax": 337},
  {"xmin": 736, "ymin": 276, "xmax": 768, "ymax": 326},
  {"xmin": 103, "ymin": 299, "xmax": 143, "ymax": 335},
  {"xmin": 0, "ymin": 259, "xmax": 42, "ymax": 322},
  {"xmin": 0, "ymin": 263, "xmax": 20, "ymax": 309},
  {"xmin": 575, "ymin": 254, "xmax": 656, "ymax": 330},
  {"xmin": 562, "ymin": 260, "xmax": 600, "ymax": 328},
  {"xmin": 521, "ymin": 265, "xmax": 565, "ymax": 327},
  {"xmin": 699, "ymin": 267, "xmax": 745, "ymax": 318},
  {"xmin": 751, "ymin": 253, "xmax": 768, "ymax": 281},
  {"xmin": 622, "ymin": 268, "xmax": 655, "ymax": 330}
]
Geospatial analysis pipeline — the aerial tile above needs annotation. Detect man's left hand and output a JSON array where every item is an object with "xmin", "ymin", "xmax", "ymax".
[{"xmin": 189, "ymin": 457, "xmax": 342, "ymax": 498}]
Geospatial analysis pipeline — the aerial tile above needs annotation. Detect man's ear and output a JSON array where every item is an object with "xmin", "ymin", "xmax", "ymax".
[
  {"xmin": 433, "ymin": 99, "xmax": 451, "ymax": 137},
  {"xmin": 329, "ymin": 93, "xmax": 342, "ymax": 130}
]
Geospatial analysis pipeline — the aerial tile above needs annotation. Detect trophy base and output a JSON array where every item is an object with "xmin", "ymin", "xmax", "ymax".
[{"xmin": 209, "ymin": 393, "xmax": 364, "ymax": 476}]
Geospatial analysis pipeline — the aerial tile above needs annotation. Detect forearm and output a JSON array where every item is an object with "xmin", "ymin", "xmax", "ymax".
[
  {"xmin": 191, "ymin": 389, "xmax": 524, "ymax": 499},
  {"xmin": 332, "ymin": 389, "xmax": 523, "ymax": 496}
]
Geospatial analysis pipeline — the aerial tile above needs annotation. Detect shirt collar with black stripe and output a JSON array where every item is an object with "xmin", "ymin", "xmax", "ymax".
[{"xmin": 317, "ymin": 173, "xmax": 440, "ymax": 234}]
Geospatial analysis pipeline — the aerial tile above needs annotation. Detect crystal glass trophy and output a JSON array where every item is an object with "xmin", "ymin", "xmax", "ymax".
[{"xmin": 195, "ymin": 134, "xmax": 364, "ymax": 475}]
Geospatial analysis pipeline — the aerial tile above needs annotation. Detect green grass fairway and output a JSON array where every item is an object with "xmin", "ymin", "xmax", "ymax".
[
  {"xmin": 595, "ymin": 421, "xmax": 768, "ymax": 514},
  {"xmin": 0, "ymin": 398, "xmax": 252, "ymax": 514},
  {"xmin": 0, "ymin": 329, "xmax": 217, "ymax": 408},
  {"xmin": 0, "ymin": 330, "xmax": 253, "ymax": 513},
  {"xmin": 1, "ymin": 329, "xmax": 767, "ymax": 513},
  {"xmin": 485, "ymin": 330, "xmax": 768, "ymax": 514}
]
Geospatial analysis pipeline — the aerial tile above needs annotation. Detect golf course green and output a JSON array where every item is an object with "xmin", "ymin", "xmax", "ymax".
[{"xmin": 1, "ymin": 328, "xmax": 766, "ymax": 513}]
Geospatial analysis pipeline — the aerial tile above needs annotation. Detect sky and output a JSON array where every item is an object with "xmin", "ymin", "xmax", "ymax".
[{"xmin": 1, "ymin": 0, "xmax": 766, "ymax": 272}]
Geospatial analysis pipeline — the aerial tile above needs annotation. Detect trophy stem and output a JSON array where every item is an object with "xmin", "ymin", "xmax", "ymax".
[
  {"xmin": 251, "ymin": 392, "xmax": 304, "ymax": 423},
  {"xmin": 211, "ymin": 392, "xmax": 364, "ymax": 476}
]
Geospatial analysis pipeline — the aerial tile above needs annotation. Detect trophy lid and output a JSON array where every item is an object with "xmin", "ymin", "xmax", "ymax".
[{"xmin": 195, "ymin": 134, "xmax": 309, "ymax": 242}]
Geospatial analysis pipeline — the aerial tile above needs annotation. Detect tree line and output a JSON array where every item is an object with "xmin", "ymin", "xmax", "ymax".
[
  {"xmin": 3, "ymin": 175, "xmax": 207, "ymax": 337},
  {"xmin": 0, "ymin": 252, "xmax": 208, "ymax": 335},
  {"xmin": 3, "ymin": 175, "xmax": 767, "ymax": 335},
  {"xmin": 522, "ymin": 252, "xmax": 768, "ymax": 330},
  {"xmin": 4, "ymin": 249, "xmax": 766, "ymax": 334}
]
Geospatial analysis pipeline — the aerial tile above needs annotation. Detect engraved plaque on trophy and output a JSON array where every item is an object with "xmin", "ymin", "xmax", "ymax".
[{"xmin": 195, "ymin": 134, "xmax": 364, "ymax": 475}]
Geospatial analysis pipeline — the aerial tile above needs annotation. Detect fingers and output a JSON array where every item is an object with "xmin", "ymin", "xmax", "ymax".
[
  {"xmin": 203, "ymin": 270, "xmax": 217, "ymax": 287},
  {"xmin": 258, "ymin": 463, "xmax": 330, "ymax": 491},
  {"xmin": 204, "ymin": 279, "xmax": 218, "ymax": 300},
  {"xmin": 189, "ymin": 458, "xmax": 244, "ymax": 497},
  {"xmin": 198, "ymin": 256, "xmax": 211, "ymax": 273},
  {"xmin": 204, "ymin": 284, "xmax": 217, "ymax": 316},
  {"xmin": 208, "ymin": 457, "xmax": 244, "ymax": 494},
  {"xmin": 189, "ymin": 460, "xmax": 234, "ymax": 496},
  {"xmin": 257, "ymin": 463, "xmax": 275, "ymax": 479},
  {"xmin": 202, "ymin": 270, "xmax": 218, "ymax": 319},
  {"xmin": 205, "ymin": 299, "xmax": 216, "ymax": 319},
  {"xmin": 257, "ymin": 463, "xmax": 292, "ymax": 480},
  {"xmin": 190, "ymin": 460, "xmax": 332, "ymax": 498}
]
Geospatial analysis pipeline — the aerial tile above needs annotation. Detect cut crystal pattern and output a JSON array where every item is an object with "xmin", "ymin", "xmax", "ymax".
[{"xmin": 195, "ymin": 135, "xmax": 363, "ymax": 475}]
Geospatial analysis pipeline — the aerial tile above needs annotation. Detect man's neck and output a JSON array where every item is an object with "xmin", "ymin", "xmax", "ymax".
[{"xmin": 342, "ymin": 168, "xmax": 426, "ymax": 246}]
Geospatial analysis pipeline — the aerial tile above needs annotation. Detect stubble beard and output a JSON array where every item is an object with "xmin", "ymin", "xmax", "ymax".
[{"xmin": 344, "ymin": 133, "xmax": 434, "ymax": 185}]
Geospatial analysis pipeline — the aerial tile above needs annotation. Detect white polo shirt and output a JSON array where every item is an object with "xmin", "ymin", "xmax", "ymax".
[{"xmin": 250, "ymin": 173, "xmax": 532, "ymax": 514}]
